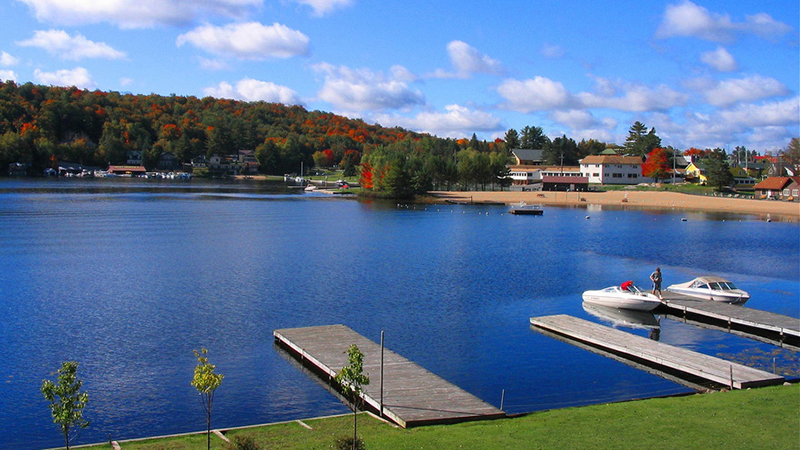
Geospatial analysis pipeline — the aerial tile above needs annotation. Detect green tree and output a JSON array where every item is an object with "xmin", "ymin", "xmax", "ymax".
[
  {"xmin": 335, "ymin": 344, "xmax": 370, "ymax": 450},
  {"xmin": 520, "ymin": 125, "xmax": 549, "ymax": 149},
  {"xmin": 41, "ymin": 361, "xmax": 89, "ymax": 450},
  {"xmin": 544, "ymin": 135, "xmax": 578, "ymax": 166},
  {"xmin": 624, "ymin": 121, "xmax": 661, "ymax": 157},
  {"xmin": 191, "ymin": 348, "xmax": 224, "ymax": 450},
  {"xmin": 705, "ymin": 148, "xmax": 734, "ymax": 191},
  {"xmin": 503, "ymin": 128, "xmax": 520, "ymax": 150}
]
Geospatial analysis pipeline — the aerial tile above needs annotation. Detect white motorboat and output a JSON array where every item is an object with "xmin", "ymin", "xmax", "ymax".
[
  {"xmin": 581, "ymin": 281, "xmax": 662, "ymax": 311},
  {"xmin": 582, "ymin": 302, "xmax": 660, "ymax": 330},
  {"xmin": 666, "ymin": 276, "xmax": 750, "ymax": 303}
]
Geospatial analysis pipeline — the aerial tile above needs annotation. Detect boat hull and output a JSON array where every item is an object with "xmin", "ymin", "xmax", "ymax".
[{"xmin": 582, "ymin": 290, "xmax": 662, "ymax": 311}]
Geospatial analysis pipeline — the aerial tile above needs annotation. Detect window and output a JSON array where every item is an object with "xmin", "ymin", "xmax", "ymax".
[
  {"xmin": 593, "ymin": 173, "xmax": 599, "ymax": 177},
  {"xmin": 793, "ymin": 189, "xmax": 799, "ymax": 196},
  {"xmin": 783, "ymin": 189, "xmax": 790, "ymax": 196},
  {"xmin": 612, "ymin": 173, "xmax": 623, "ymax": 178},
  {"xmin": 628, "ymin": 174, "xmax": 638, "ymax": 178}
]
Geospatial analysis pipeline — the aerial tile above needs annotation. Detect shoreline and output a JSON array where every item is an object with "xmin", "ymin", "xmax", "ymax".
[
  {"xmin": 230, "ymin": 176, "xmax": 799, "ymax": 220},
  {"xmin": 429, "ymin": 190, "xmax": 800, "ymax": 220}
]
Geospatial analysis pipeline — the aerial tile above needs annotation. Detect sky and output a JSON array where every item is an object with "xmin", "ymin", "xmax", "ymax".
[{"xmin": 0, "ymin": 0, "xmax": 797, "ymax": 151}]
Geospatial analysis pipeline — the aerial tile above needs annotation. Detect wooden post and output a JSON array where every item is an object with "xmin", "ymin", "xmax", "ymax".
[
  {"xmin": 500, "ymin": 389, "xmax": 505, "ymax": 411},
  {"xmin": 380, "ymin": 330, "xmax": 385, "ymax": 418}
]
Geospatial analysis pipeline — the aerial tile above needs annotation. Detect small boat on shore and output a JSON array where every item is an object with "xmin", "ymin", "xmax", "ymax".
[
  {"xmin": 666, "ymin": 276, "xmax": 750, "ymax": 303},
  {"xmin": 509, "ymin": 202, "xmax": 543, "ymax": 215},
  {"xmin": 582, "ymin": 281, "xmax": 662, "ymax": 311}
]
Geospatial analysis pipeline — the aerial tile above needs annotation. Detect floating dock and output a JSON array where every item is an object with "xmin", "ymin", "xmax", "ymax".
[
  {"xmin": 274, "ymin": 325, "xmax": 505, "ymax": 428},
  {"xmin": 530, "ymin": 314, "xmax": 785, "ymax": 389},
  {"xmin": 660, "ymin": 294, "xmax": 800, "ymax": 350}
]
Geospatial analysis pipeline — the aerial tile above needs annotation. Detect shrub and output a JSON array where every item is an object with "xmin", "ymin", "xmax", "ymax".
[
  {"xmin": 225, "ymin": 434, "xmax": 261, "ymax": 450},
  {"xmin": 333, "ymin": 436, "xmax": 365, "ymax": 450}
]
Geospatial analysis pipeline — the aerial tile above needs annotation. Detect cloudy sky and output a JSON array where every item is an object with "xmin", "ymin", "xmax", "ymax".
[{"xmin": 0, "ymin": 0, "xmax": 797, "ymax": 151}]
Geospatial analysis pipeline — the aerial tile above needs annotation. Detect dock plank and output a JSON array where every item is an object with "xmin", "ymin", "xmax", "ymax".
[
  {"xmin": 530, "ymin": 314, "xmax": 785, "ymax": 389},
  {"xmin": 662, "ymin": 294, "xmax": 800, "ymax": 336},
  {"xmin": 274, "ymin": 325, "xmax": 505, "ymax": 428}
]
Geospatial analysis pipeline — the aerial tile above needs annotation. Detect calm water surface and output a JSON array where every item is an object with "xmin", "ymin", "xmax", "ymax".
[{"xmin": 1, "ymin": 178, "xmax": 798, "ymax": 449}]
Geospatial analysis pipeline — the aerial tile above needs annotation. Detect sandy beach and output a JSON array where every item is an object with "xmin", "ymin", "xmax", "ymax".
[{"xmin": 430, "ymin": 190, "xmax": 800, "ymax": 220}]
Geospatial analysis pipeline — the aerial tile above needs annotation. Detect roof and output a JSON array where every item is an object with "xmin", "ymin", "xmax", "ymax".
[
  {"xmin": 541, "ymin": 166, "xmax": 582, "ymax": 173},
  {"xmin": 542, "ymin": 175, "xmax": 588, "ymax": 184},
  {"xmin": 580, "ymin": 155, "xmax": 643, "ymax": 165},
  {"xmin": 753, "ymin": 176, "xmax": 792, "ymax": 190},
  {"xmin": 511, "ymin": 149, "xmax": 545, "ymax": 162}
]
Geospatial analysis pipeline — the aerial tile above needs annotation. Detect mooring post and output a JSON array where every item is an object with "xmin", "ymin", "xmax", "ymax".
[
  {"xmin": 500, "ymin": 389, "xmax": 505, "ymax": 411},
  {"xmin": 729, "ymin": 365, "xmax": 734, "ymax": 390},
  {"xmin": 380, "ymin": 330, "xmax": 385, "ymax": 418}
]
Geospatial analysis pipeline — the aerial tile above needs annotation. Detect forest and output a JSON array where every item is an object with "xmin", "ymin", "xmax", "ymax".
[{"xmin": 8, "ymin": 80, "xmax": 783, "ymax": 198}]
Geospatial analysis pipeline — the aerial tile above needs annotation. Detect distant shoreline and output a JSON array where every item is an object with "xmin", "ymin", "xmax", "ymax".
[
  {"xmin": 430, "ymin": 190, "xmax": 800, "ymax": 220},
  {"xmin": 230, "ymin": 175, "xmax": 799, "ymax": 220}
]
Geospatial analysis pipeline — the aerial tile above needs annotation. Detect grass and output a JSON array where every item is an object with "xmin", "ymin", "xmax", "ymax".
[{"xmin": 83, "ymin": 384, "xmax": 799, "ymax": 450}]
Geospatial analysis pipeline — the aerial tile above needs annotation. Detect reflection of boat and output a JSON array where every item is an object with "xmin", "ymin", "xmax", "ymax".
[
  {"xmin": 582, "ymin": 281, "xmax": 662, "ymax": 311},
  {"xmin": 582, "ymin": 302, "xmax": 660, "ymax": 329},
  {"xmin": 509, "ymin": 202, "xmax": 543, "ymax": 215},
  {"xmin": 666, "ymin": 276, "xmax": 750, "ymax": 303}
]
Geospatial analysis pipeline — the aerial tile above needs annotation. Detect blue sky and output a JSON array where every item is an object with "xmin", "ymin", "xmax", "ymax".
[{"xmin": 0, "ymin": 0, "xmax": 797, "ymax": 151}]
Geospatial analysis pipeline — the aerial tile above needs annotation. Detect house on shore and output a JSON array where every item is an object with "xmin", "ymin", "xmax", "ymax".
[
  {"xmin": 754, "ymin": 177, "xmax": 800, "ymax": 201},
  {"xmin": 579, "ymin": 155, "xmax": 650, "ymax": 185}
]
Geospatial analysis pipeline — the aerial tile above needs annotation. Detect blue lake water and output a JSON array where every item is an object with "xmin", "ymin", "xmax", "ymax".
[{"xmin": 0, "ymin": 178, "xmax": 798, "ymax": 449}]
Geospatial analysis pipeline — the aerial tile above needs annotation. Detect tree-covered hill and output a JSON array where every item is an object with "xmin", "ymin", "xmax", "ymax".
[{"xmin": 0, "ymin": 80, "xmax": 447, "ymax": 175}]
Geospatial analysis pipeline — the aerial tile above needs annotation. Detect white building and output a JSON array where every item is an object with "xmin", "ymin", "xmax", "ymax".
[{"xmin": 580, "ymin": 155, "xmax": 651, "ymax": 185}]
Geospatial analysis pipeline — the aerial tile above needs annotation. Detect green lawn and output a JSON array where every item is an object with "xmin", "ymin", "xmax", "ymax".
[{"xmin": 85, "ymin": 384, "xmax": 799, "ymax": 450}]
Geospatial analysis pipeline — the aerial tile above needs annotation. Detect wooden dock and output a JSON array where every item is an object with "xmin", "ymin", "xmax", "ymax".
[
  {"xmin": 660, "ymin": 293, "xmax": 800, "ymax": 349},
  {"xmin": 530, "ymin": 314, "xmax": 785, "ymax": 389},
  {"xmin": 274, "ymin": 325, "xmax": 505, "ymax": 428}
]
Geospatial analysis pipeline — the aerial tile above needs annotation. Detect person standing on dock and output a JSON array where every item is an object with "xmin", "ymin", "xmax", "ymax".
[{"xmin": 650, "ymin": 268, "xmax": 663, "ymax": 299}]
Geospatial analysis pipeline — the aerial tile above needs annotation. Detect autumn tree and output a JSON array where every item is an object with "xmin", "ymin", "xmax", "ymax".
[
  {"xmin": 783, "ymin": 137, "xmax": 800, "ymax": 164},
  {"xmin": 642, "ymin": 148, "xmax": 671, "ymax": 182},
  {"xmin": 41, "ymin": 361, "xmax": 89, "ymax": 450},
  {"xmin": 335, "ymin": 344, "xmax": 370, "ymax": 450},
  {"xmin": 191, "ymin": 348, "xmax": 224, "ymax": 450}
]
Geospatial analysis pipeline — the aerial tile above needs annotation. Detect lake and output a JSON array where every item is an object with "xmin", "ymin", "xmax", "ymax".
[{"xmin": 0, "ymin": 178, "xmax": 797, "ymax": 449}]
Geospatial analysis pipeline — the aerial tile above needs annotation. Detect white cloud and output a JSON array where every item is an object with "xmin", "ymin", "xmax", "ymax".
[
  {"xmin": 177, "ymin": 22, "xmax": 309, "ymax": 60},
  {"xmin": 199, "ymin": 57, "xmax": 229, "ymax": 71},
  {"xmin": 120, "ymin": 77, "xmax": 133, "ymax": 86},
  {"xmin": 497, "ymin": 77, "xmax": 571, "ymax": 112},
  {"xmin": 390, "ymin": 104, "xmax": 503, "ymax": 137},
  {"xmin": 700, "ymin": 47, "xmax": 737, "ymax": 72},
  {"xmin": 704, "ymin": 75, "xmax": 789, "ymax": 107},
  {"xmin": 446, "ymin": 40, "xmax": 503, "ymax": 77},
  {"xmin": 550, "ymin": 110, "xmax": 598, "ymax": 130},
  {"xmin": 655, "ymin": 1, "xmax": 793, "ymax": 42},
  {"xmin": 17, "ymin": 30, "xmax": 126, "ymax": 60},
  {"xmin": 0, "ymin": 70, "xmax": 18, "ymax": 81},
  {"xmin": 291, "ymin": 0, "xmax": 352, "ymax": 17},
  {"xmin": 718, "ymin": 97, "xmax": 799, "ymax": 128},
  {"xmin": 203, "ymin": 78, "xmax": 301, "ymax": 105},
  {"xmin": 1, "ymin": 51, "xmax": 20, "ymax": 66},
  {"xmin": 18, "ymin": 0, "xmax": 261, "ymax": 28},
  {"xmin": 541, "ymin": 43, "xmax": 565, "ymax": 59},
  {"xmin": 34, "ymin": 67, "xmax": 95, "ymax": 89},
  {"xmin": 314, "ymin": 63, "xmax": 424, "ymax": 112},
  {"xmin": 577, "ymin": 78, "xmax": 688, "ymax": 112}
]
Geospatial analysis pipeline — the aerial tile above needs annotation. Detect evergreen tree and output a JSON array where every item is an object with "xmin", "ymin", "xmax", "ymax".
[
  {"xmin": 520, "ymin": 125, "xmax": 548, "ymax": 149},
  {"xmin": 705, "ymin": 148, "xmax": 734, "ymax": 190},
  {"xmin": 504, "ymin": 128, "xmax": 520, "ymax": 150}
]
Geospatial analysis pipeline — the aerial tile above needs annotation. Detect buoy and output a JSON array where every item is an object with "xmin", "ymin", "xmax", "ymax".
[
  {"xmin": 585, "ymin": 215, "xmax": 590, "ymax": 219},
  {"xmin": 681, "ymin": 218, "xmax": 687, "ymax": 221}
]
